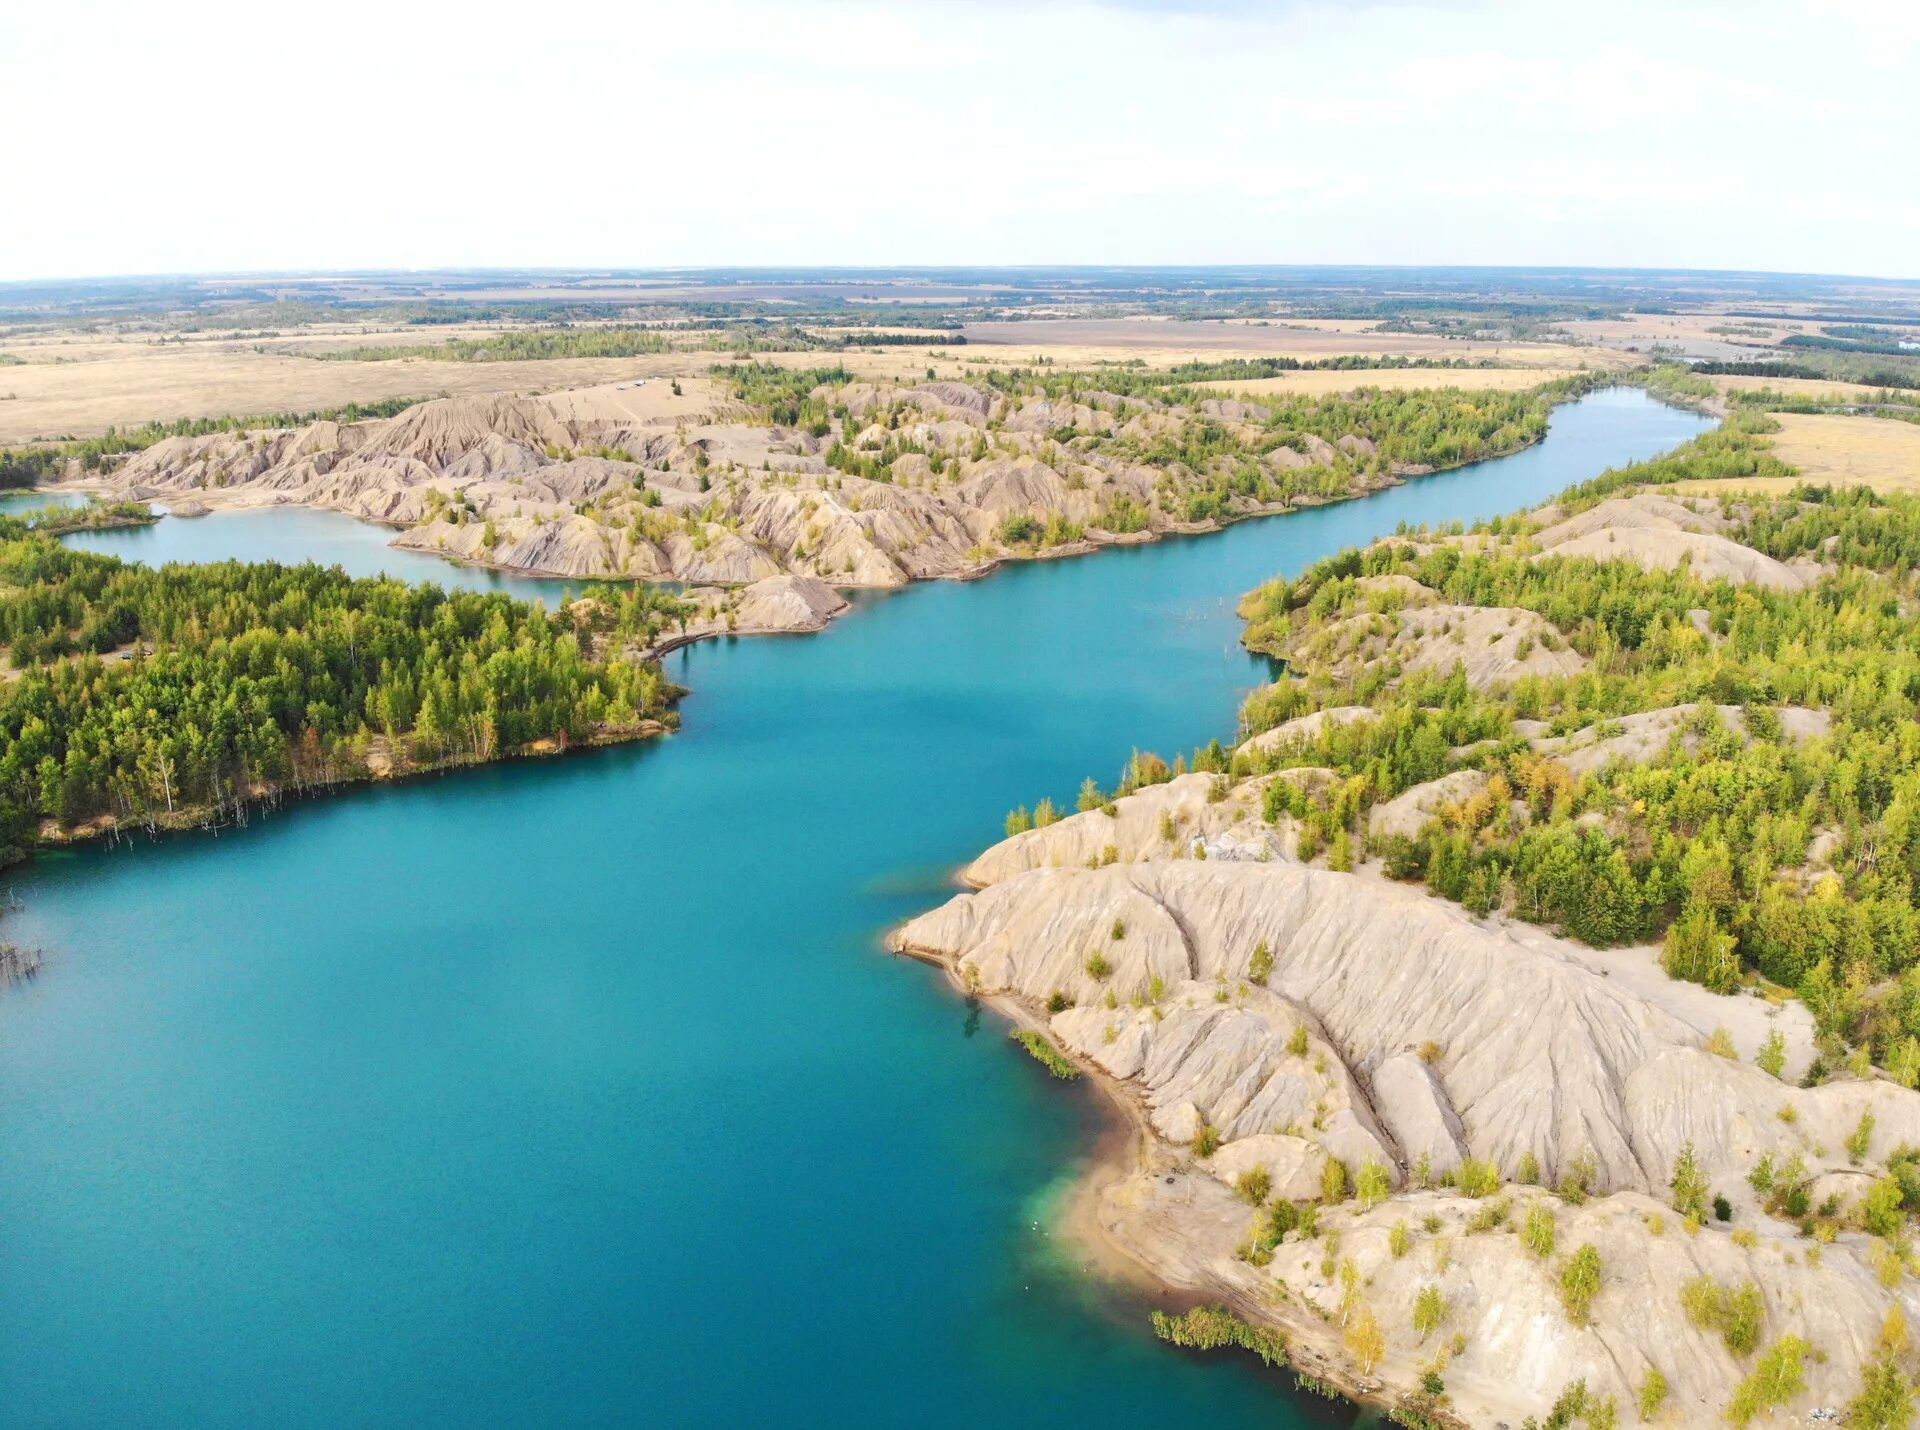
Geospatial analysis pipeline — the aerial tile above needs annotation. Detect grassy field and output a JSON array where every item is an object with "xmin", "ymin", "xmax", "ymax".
[
  {"xmin": 958, "ymin": 317, "xmax": 1622, "ymax": 370},
  {"xmin": 1563, "ymin": 313, "xmax": 1812, "ymax": 346},
  {"xmin": 0, "ymin": 329, "xmax": 966, "ymax": 445},
  {"xmin": 1769, "ymin": 412, "xmax": 1920, "ymax": 485}
]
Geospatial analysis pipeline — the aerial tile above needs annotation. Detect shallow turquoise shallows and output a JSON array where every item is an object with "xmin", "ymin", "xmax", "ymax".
[{"xmin": 1, "ymin": 390, "xmax": 1711, "ymax": 1428}]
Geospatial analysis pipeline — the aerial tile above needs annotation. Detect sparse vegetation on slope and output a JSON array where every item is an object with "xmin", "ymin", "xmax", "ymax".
[
  {"xmin": 66, "ymin": 371, "xmax": 1597, "ymax": 591},
  {"xmin": 1234, "ymin": 417, "xmax": 1920, "ymax": 1078},
  {"xmin": 897, "ymin": 388, "xmax": 1920, "ymax": 1427}
]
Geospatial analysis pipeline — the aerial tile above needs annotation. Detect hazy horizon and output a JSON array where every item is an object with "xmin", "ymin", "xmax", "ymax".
[{"xmin": 7, "ymin": 260, "xmax": 1920, "ymax": 294}]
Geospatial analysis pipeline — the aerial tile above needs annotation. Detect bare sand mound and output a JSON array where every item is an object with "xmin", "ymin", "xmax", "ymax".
[
  {"xmin": 1532, "ymin": 494, "xmax": 1810, "ymax": 590},
  {"xmin": 82, "ymin": 380, "xmax": 1403, "ymax": 590},
  {"xmin": 1367, "ymin": 769, "xmax": 1489, "ymax": 839},
  {"xmin": 1532, "ymin": 703, "xmax": 1831, "ymax": 777},
  {"xmin": 1236, "ymin": 705, "xmax": 1377, "ymax": 760},
  {"xmin": 1282, "ymin": 602, "xmax": 1586, "ymax": 691}
]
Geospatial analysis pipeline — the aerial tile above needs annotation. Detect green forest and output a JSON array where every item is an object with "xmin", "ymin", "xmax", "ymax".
[
  {"xmin": 1233, "ymin": 426, "xmax": 1920, "ymax": 1080},
  {"xmin": 0, "ymin": 523, "xmax": 679, "ymax": 863}
]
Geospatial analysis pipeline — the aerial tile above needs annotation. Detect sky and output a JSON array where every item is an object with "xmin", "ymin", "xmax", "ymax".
[{"xmin": 2, "ymin": 0, "xmax": 1916, "ymax": 282}]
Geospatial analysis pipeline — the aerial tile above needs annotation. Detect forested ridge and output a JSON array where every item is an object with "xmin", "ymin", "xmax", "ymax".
[
  {"xmin": 1229, "ymin": 427, "xmax": 1920, "ymax": 1082},
  {"xmin": 0, "ymin": 523, "xmax": 679, "ymax": 862}
]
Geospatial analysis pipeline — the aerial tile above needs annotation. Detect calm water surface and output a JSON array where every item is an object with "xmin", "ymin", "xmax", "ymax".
[
  {"xmin": 65, "ymin": 503, "xmax": 580, "ymax": 600},
  {"xmin": 0, "ymin": 489, "xmax": 89, "ymax": 514},
  {"xmin": 0, "ymin": 390, "xmax": 1711, "ymax": 1427}
]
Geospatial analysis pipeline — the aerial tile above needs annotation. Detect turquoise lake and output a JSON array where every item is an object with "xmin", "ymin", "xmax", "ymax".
[{"xmin": 0, "ymin": 389, "xmax": 1712, "ymax": 1427}]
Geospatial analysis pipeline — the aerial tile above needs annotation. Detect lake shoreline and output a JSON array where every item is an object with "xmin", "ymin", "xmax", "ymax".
[
  {"xmin": 893, "ymin": 935, "xmax": 1472, "ymax": 1429},
  {"xmin": 29, "ymin": 716, "xmax": 676, "ymax": 858},
  {"xmin": 20, "ymin": 387, "xmax": 1622, "ymax": 867}
]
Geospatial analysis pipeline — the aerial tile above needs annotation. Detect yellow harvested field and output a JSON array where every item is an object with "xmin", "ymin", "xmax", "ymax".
[
  {"xmin": 1681, "ymin": 413, "xmax": 1920, "ymax": 497},
  {"xmin": 0, "ymin": 337, "xmax": 962, "ymax": 445},
  {"xmin": 1561, "ymin": 314, "xmax": 1813, "ymax": 347},
  {"xmin": 1709, "ymin": 373, "xmax": 1896, "ymax": 405},
  {"xmin": 1212, "ymin": 317, "xmax": 1389, "ymax": 334},
  {"xmin": 1772, "ymin": 413, "xmax": 1920, "ymax": 485},
  {"xmin": 0, "ymin": 347, "xmax": 690, "ymax": 445},
  {"xmin": 0, "ymin": 307, "xmax": 1643, "ymax": 444},
  {"xmin": 959, "ymin": 318, "xmax": 1629, "ymax": 372},
  {"xmin": 1192, "ymin": 367, "xmax": 1595, "ymax": 398}
]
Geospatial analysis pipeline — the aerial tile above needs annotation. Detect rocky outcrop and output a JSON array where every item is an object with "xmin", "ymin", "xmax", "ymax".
[
  {"xmin": 652, "ymin": 574, "xmax": 850, "ymax": 651},
  {"xmin": 901, "ymin": 855, "xmax": 1870, "ymax": 1196}
]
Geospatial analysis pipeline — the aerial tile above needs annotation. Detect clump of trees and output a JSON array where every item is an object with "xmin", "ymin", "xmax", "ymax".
[{"xmin": 1148, "ymin": 1305, "xmax": 1289, "ymax": 1369}]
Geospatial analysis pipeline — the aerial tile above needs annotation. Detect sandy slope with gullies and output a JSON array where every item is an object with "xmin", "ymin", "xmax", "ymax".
[
  {"xmin": 63, "ymin": 375, "xmax": 1440, "ymax": 603},
  {"xmin": 892, "ymin": 771, "xmax": 1916, "ymax": 1427}
]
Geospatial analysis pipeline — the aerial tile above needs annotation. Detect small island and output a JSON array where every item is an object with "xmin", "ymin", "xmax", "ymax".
[{"xmin": 17, "ymin": 497, "xmax": 160, "ymax": 536}]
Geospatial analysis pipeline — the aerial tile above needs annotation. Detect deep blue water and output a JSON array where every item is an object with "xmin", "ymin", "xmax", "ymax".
[{"xmin": 0, "ymin": 390, "xmax": 1711, "ymax": 1428}]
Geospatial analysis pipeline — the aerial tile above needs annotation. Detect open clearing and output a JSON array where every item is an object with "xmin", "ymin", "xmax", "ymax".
[{"xmin": 1770, "ymin": 412, "xmax": 1920, "ymax": 485}]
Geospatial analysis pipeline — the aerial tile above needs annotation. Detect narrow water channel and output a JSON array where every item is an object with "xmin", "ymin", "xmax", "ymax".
[{"xmin": 0, "ymin": 389, "xmax": 1712, "ymax": 1427}]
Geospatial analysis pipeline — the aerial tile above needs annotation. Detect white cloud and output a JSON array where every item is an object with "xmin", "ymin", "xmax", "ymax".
[{"xmin": 0, "ymin": 0, "xmax": 1913, "ymax": 279}]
